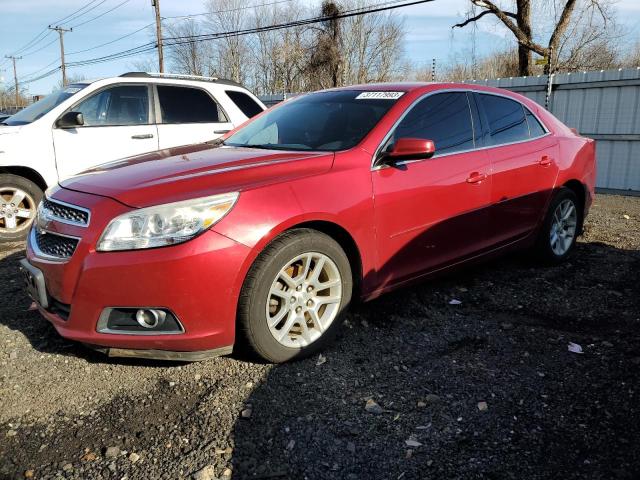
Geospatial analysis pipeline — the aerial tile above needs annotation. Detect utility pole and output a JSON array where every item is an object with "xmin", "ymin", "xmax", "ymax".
[
  {"xmin": 4, "ymin": 55, "xmax": 22, "ymax": 107},
  {"xmin": 49, "ymin": 26, "xmax": 72, "ymax": 86},
  {"xmin": 152, "ymin": 0, "xmax": 164, "ymax": 73}
]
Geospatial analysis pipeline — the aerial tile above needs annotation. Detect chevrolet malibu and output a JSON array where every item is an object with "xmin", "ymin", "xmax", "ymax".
[{"xmin": 20, "ymin": 83, "xmax": 596, "ymax": 363}]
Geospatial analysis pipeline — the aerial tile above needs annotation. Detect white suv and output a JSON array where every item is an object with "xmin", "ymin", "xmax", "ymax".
[{"xmin": 0, "ymin": 72, "xmax": 266, "ymax": 241}]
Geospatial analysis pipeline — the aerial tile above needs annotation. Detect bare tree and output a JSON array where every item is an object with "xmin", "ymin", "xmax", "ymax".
[
  {"xmin": 55, "ymin": 73, "xmax": 86, "ymax": 90},
  {"xmin": 341, "ymin": 0, "xmax": 405, "ymax": 84},
  {"xmin": 453, "ymin": 0, "xmax": 617, "ymax": 75},
  {"xmin": 622, "ymin": 40, "xmax": 640, "ymax": 67},
  {"xmin": 249, "ymin": 2, "xmax": 312, "ymax": 94},
  {"xmin": 165, "ymin": 19, "xmax": 214, "ymax": 76},
  {"xmin": 307, "ymin": 1, "xmax": 343, "ymax": 89},
  {"xmin": 206, "ymin": 0, "xmax": 251, "ymax": 83}
]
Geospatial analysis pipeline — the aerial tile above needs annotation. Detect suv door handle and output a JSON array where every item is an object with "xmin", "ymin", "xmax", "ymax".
[
  {"xmin": 539, "ymin": 155, "xmax": 553, "ymax": 166},
  {"xmin": 131, "ymin": 134, "xmax": 154, "ymax": 139},
  {"xmin": 466, "ymin": 172, "xmax": 487, "ymax": 184},
  {"xmin": 214, "ymin": 130, "xmax": 230, "ymax": 134}
]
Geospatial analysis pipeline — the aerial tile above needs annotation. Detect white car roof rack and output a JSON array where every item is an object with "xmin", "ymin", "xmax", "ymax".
[{"xmin": 119, "ymin": 71, "xmax": 242, "ymax": 87}]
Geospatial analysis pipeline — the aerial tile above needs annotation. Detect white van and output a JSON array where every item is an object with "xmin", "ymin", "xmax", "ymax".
[{"xmin": 0, "ymin": 72, "xmax": 266, "ymax": 241}]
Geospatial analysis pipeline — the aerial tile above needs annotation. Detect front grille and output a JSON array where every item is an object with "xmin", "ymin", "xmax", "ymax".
[
  {"xmin": 34, "ymin": 231, "xmax": 79, "ymax": 259},
  {"xmin": 43, "ymin": 198, "xmax": 90, "ymax": 226}
]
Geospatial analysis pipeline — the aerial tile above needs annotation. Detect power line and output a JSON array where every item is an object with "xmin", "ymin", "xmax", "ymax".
[
  {"xmin": 7, "ymin": 0, "xmax": 102, "ymax": 57},
  {"xmin": 19, "ymin": 36, "xmax": 58, "ymax": 57},
  {"xmin": 163, "ymin": 0, "xmax": 294, "ymax": 21},
  {"xmin": 66, "ymin": 23, "xmax": 155, "ymax": 56},
  {"xmin": 27, "ymin": 0, "xmax": 435, "ymax": 84},
  {"xmin": 70, "ymin": 0, "xmax": 132, "ymax": 29},
  {"xmin": 50, "ymin": 0, "xmax": 104, "ymax": 26}
]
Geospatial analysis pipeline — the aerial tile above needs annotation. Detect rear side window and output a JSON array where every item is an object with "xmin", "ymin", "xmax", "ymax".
[
  {"xmin": 157, "ymin": 86, "xmax": 227, "ymax": 124},
  {"xmin": 479, "ymin": 94, "xmax": 530, "ymax": 145},
  {"xmin": 392, "ymin": 92, "xmax": 474, "ymax": 156},
  {"xmin": 226, "ymin": 90, "xmax": 264, "ymax": 118},
  {"xmin": 525, "ymin": 108, "xmax": 546, "ymax": 137}
]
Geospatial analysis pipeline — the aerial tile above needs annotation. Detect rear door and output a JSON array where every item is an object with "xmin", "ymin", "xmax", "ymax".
[
  {"xmin": 371, "ymin": 91, "xmax": 492, "ymax": 287},
  {"xmin": 155, "ymin": 85, "xmax": 233, "ymax": 149},
  {"xmin": 475, "ymin": 93, "xmax": 560, "ymax": 245},
  {"xmin": 53, "ymin": 84, "xmax": 158, "ymax": 179}
]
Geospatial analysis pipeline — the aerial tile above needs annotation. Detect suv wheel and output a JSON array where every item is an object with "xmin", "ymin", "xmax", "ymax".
[
  {"xmin": 0, "ymin": 174, "xmax": 42, "ymax": 242},
  {"xmin": 238, "ymin": 229, "xmax": 353, "ymax": 363}
]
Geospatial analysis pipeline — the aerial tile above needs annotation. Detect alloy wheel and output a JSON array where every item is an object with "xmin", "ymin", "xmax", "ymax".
[
  {"xmin": 0, "ymin": 187, "xmax": 35, "ymax": 232},
  {"xmin": 266, "ymin": 252, "xmax": 343, "ymax": 348},
  {"xmin": 550, "ymin": 198, "xmax": 577, "ymax": 256}
]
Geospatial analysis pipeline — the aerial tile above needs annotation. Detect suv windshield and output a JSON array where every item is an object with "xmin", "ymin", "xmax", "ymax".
[
  {"xmin": 224, "ymin": 90, "xmax": 404, "ymax": 151},
  {"xmin": 3, "ymin": 83, "xmax": 88, "ymax": 126}
]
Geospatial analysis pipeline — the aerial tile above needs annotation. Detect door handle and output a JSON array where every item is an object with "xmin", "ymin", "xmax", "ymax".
[
  {"xmin": 131, "ymin": 134, "xmax": 154, "ymax": 139},
  {"xmin": 214, "ymin": 129, "xmax": 230, "ymax": 134},
  {"xmin": 466, "ymin": 172, "xmax": 487, "ymax": 184},
  {"xmin": 539, "ymin": 155, "xmax": 553, "ymax": 166}
]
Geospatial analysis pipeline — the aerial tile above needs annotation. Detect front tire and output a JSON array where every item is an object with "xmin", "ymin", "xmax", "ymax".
[
  {"xmin": 238, "ymin": 229, "xmax": 353, "ymax": 363},
  {"xmin": 0, "ymin": 174, "xmax": 42, "ymax": 242},
  {"xmin": 534, "ymin": 187, "xmax": 582, "ymax": 264}
]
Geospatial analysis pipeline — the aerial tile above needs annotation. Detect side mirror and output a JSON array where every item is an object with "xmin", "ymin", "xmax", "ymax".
[
  {"xmin": 380, "ymin": 138, "xmax": 436, "ymax": 165},
  {"xmin": 56, "ymin": 111, "xmax": 84, "ymax": 129}
]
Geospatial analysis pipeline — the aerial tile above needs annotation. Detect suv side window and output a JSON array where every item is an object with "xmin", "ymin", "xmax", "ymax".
[
  {"xmin": 392, "ymin": 92, "xmax": 475, "ymax": 156},
  {"xmin": 157, "ymin": 86, "xmax": 228, "ymax": 124},
  {"xmin": 74, "ymin": 85, "xmax": 149, "ymax": 126},
  {"xmin": 479, "ymin": 94, "xmax": 530, "ymax": 145},
  {"xmin": 225, "ymin": 90, "xmax": 263, "ymax": 118}
]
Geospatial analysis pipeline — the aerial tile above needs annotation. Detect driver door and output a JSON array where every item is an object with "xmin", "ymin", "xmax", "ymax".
[
  {"xmin": 52, "ymin": 84, "xmax": 158, "ymax": 179},
  {"xmin": 371, "ymin": 91, "xmax": 493, "ymax": 288}
]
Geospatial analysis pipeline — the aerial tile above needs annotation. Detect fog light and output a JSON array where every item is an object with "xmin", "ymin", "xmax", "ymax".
[
  {"xmin": 135, "ymin": 309, "xmax": 166, "ymax": 329},
  {"xmin": 97, "ymin": 307, "xmax": 183, "ymax": 335}
]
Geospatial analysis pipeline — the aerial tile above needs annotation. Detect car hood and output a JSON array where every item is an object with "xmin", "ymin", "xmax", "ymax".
[
  {"xmin": 0, "ymin": 125, "xmax": 22, "ymax": 136},
  {"xmin": 60, "ymin": 142, "xmax": 334, "ymax": 208}
]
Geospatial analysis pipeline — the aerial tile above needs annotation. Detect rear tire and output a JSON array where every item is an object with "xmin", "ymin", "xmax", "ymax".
[
  {"xmin": 237, "ymin": 228, "xmax": 353, "ymax": 363},
  {"xmin": 0, "ymin": 174, "xmax": 42, "ymax": 243},
  {"xmin": 534, "ymin": 187, "xmax": 582, "ymax": 264}
]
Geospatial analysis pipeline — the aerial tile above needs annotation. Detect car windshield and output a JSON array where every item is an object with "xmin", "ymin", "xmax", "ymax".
[
  {"xmin": 3, "ymin": 83, "xmax": 89, "ymax": 126},
  {"xmin": 224, "ymin": 90, "xmax": 404, "ymax": 151}
]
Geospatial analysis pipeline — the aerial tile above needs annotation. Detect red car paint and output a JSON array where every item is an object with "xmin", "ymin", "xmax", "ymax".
[{"xmin": 24, "ymin": 83, "xmax": 596, "ymax": 356}]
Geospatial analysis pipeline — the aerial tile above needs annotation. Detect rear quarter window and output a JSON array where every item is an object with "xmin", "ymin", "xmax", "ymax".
[
  {"xmin": 479, "ymin": 94, "xmax": 530, "ymax": 145},
  {"xmin": 225, "ymin": 90, "xmax": 264, "ymax": 118}
]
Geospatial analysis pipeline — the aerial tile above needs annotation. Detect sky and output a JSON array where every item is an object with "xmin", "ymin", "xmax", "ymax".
[{"xmin": 0, "ymin": 0, "xmax": 639, "ymax": 96}]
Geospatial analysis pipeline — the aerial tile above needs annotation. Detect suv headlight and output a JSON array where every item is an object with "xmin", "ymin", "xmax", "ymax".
[{"xmin": 97, "ymin": 192, "xmax": 239, "ymax": 251}]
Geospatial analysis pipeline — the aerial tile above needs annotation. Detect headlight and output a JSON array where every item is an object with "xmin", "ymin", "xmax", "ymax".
[{"xmin": 96, "ymin": 192, "xmax": 239, "ymax": 251}]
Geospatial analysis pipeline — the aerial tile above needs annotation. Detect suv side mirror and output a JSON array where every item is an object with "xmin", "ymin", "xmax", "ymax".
[
  {"xmin": 56, "ymin": 111, "xmax": 84, "ymax": 129},
  {"xmin": 380, "ymin": 138, "xmax": 436, "ymax": 166}
]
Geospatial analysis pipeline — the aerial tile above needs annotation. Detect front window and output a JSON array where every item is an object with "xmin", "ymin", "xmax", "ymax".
[
  {"xmin": 3, "ymin": 84, "xmax": 88, "ymax": 126},
  {"xmin": 224, "ymin": 90, "xmax": 403, "ymax": 152},
  {"xmin": 74, "ymin": 85, "xmax": 149, "ymax": 126},
  {"xmin": 389, "ymin": 92, "xmax": 475, "ymax": 156}
]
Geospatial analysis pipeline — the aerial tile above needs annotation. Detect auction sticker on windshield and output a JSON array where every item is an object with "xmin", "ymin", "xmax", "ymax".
[{"xmin": 355, "ymin": 91, "xmax": 404, "ymax": 100}]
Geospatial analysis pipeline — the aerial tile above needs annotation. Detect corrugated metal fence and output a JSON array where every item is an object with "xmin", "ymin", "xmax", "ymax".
[{"xmin": 466, "ymin": 68, "xmax": 640, "ymax": 192}]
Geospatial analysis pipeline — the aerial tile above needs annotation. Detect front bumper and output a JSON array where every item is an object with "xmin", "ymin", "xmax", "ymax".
[{"xmin": 24, "ymin": 188, "xmax": 252, "ymax": 357}]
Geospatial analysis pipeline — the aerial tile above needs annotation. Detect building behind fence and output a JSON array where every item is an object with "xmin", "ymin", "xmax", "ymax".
[{"xmin": 260, "ymin": 67, "xmax": 640, "ymax": 193}]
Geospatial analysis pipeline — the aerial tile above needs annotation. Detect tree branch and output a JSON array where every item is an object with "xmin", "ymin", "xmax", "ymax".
[
  {"xmin": 461, "ymin": 0, "xmax": 547, "ymax": 56},
  {"xmin": 452, "ymin": 9, "xmax": 516, "ymax": 29},
  {"xmin": 548, "ymin": 0, "xmax": 578, "ymax": 52}
]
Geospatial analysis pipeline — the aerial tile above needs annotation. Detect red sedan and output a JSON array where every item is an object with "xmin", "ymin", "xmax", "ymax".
[{"xmin": 20, "ymin": 83, "xmax": 596, "ymax": 363}]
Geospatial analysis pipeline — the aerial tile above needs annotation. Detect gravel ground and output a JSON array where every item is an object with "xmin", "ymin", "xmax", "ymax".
[{"xmin": 0, "ymin": 193, "xmax": 639, "ymax": 480}]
